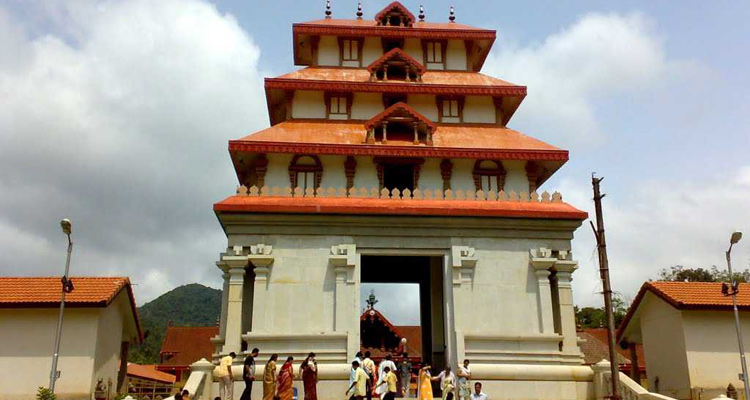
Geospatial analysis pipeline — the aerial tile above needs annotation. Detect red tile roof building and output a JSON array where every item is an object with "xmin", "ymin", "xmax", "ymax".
[{"xmin": 157, "ymin": 326, "xmax": 219, "ymax": 383}]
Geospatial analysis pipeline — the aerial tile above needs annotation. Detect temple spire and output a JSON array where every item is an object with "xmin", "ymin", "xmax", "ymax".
[
  {"xmin": 366, "ymin": 290, "xmax": 378, "ymax": 310},
  {"xmin": 419, "ymin": 5, "xmax": 425, "ymax": 21},
  {"xmin": 449, "ymin": 5, "xmax": 455, "ymax": 23},
  {"xmin": 356, "ymin": 2, "xmax": 363, "ymax": 19},
  {"xmin": 325, "ymin": 0, "xmax": 332, "ymax": 19}
]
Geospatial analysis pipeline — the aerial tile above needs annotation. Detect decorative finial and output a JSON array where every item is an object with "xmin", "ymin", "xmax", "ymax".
[
  {"xmin": 325, "ymin": 0, "xmax": 332, "ymax": 19},
  {"xmin": 356, "ymin": 2, "xmax": 363, "ymax": 19},
  {"xmin": 449, "ymin": 5, "xmax": 455, "ymax": 23},
  {"xmin": 419, "ymin": 5, "xmax": 425, "ymax": 21},
  {"xmin": 366, "ymin": 290, "xmax": 379, "ymax": 309}
]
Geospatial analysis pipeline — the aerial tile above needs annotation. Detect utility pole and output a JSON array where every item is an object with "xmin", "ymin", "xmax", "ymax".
[{"xmin": 590, "ymin": 175, "xmax": 620, "ymax": 400}]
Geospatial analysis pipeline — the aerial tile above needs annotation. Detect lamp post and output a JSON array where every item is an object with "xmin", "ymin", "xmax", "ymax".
[
  {"xmin": 723, "ymin": 231, "xmax": 749, "ymax": 400},
  {"xmin": 49, "ymin": 219, "xmax": 73, "ymax": 393}
]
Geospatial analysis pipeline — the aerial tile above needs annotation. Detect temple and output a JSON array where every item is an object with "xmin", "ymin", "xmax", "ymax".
[{"xmin": 210, "ymin": 2, "xmax": 590, "ymax": 399}]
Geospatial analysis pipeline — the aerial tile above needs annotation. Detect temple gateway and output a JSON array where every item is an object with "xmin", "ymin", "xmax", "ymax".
[{"xmin": 209, "ymin": 2, "xmax": 591, "ymax": 399}]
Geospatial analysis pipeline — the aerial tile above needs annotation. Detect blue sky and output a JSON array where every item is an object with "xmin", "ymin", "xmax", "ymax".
[{"xmin": 1, "ymin": 0, "xmax": 748, "ymax": 324}]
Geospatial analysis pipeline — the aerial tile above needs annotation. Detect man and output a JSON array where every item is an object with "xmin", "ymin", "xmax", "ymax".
[
  {"xmin": 376, "ymin": 354, "xmax": 397, "ymax": 397},
  {"xmin": 240, "ymin": 347, "xmax": 259, "ymax": 400},
  {"xmin": 362, "ymin": 351, "xmax": 375, "ymax": 400},
  {"xmin": 376, "ymin": 366, "xmax": 398, "ymax": 400},
  {"xmin": 469, "ymin": 382, "xmax": 488, "ymax": 400},
  {"xmin": 457, "ymin": 359, "xmax": 471, "ymax": 400},
  {"xmin": 216, "ymin": 351, "xmax": 236, "ymax": 400},
  {"xmin": 180, "ymin": 389, "xmax": 191, "ymax": 400},
  {"xmin": 397, "ymin": 353, "xmax": 412, "ymax": 397},
  {"xmin": 432, "ymin": 366, "xmax": 456, "ymax": 400},
  {"xmin": 347, "ymin": 360, "xmax": 368, "ymax": 400},
  {"xmin": 350, "ymin": 352, "xmax": 364, "ymax": 389}
]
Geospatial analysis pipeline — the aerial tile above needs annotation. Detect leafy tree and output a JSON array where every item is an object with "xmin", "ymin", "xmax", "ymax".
[
  {"xmin": 657, "ymin": 265, "xmax": 750, "ymax": 283},
  {"xmin": 575, "ymin": 293, "xmax": 628, "ymax": 329}
]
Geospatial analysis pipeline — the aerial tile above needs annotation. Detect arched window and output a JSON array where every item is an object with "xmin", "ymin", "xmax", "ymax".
[
  {"xmin": 472, "ymin": 160, "xmax": 505, "ymax": 193},
  {"xmin": 289, "ymin": 155, "xmax": 323, "ymax": 191}
]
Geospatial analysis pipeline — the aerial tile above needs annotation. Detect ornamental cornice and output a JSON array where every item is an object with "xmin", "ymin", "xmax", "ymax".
[
  {"xmin": 264, "ymin": 78, "xmax": 527, "ymax": 97},
  {"xmin": 228, "ymin": 141, "xmax": 569, "ymax": 162},
  {"xmin": 293, "ymin": 23, "xmax": 496, "ymax": 41}
]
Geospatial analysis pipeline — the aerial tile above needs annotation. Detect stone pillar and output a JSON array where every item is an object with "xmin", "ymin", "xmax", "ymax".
[
  {"xmin": 223, "ymin": 262, "xmax": 246, "ymax": 354},
  {"xmin": 211, "ymin": 269, "xmax": 230, "ymax": 354},
  {"xmin": 629, "ymin": 342, "xmax": 641, "ymax": 382},
  {"xmin": 530, "ymin": 248, "xmax": 556, "ymax": 334},
  {"xmin": 331, "ymin": 244, "xmax": 359, "ymax": 357},
  {"xmin": 248, "ymin": 244, "xmax": 274, "ymax": 333},
  {"xmin": 442, "ymin": 254, "xmax": 458, "ymax": 369},
  {"xmin": 554, "ymin": 252, "xmax": 579, "ymax": 354}
]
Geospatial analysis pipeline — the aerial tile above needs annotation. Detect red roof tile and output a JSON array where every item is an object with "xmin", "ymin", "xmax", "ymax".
[
  {"xmin": 367, "ymin": 48, "xmax": 426, "ymax": 75},
  {"xmin": 295, "ymin": 19, "xmax": 494, "ymax": 34},
  {"xmin": 0, "ymin": 277, "xmax": 142, "ymax": 340},
  {"xmin": 214, "ymin": 196, "xmax": 588, "ymax": 220},
  {"xmin": 365, "ymin": 102, "xmax": 435, "ymax": 132},
  {"xmin": 159, "ymin": 326, "xmax": 219, "ymax": 368},
  {"xmin": 127, "ymin": 363, "xmax": 176, "ymax": 384},
  {"xmin": 374, "ymin": 2, "xmax": 416, "ymax": 27}
]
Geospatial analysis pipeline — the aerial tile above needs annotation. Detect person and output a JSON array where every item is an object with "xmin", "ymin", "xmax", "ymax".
[
  {"xmin": 457, "ymin": 360, "xmax": 471, "ymax": 400},
  {"xmin": 300, "ymin": 352, "xmax": 318, "ymax": 400},
  {"xmin": 347, "ymin": 360, "xmax": 368, "ymax": 400},
  {"xmin": 362, "ymin": 352, "xmax": 375, "ymax": 400},
  {"xmin": 240, "ymin": 348, "xmax": 259, "ymax": 400},
  {"xmin": 181, "ymin": 389, "xmax": 191, "ymax": 400},
  {"xmin": 350, "ymin": 352, "xmax": 364, "ymax": 389},
  {"xmin": 469, "ymin": 382, "xmax": 487, "ymax": 400},
  {"xmin": 398, "ymin": 353, "xmax": 412, "ymax": 397},
  {"xmin": 417, "ymin": 364, "xmax": 433, "ymax": 400},
  {"xmin": 432, "ymin": 366, "xmax": 456, "ymax": 400},
  {"xmin": 263, "ymin": 353, "xmax": 278, "ymax": 400},
  {"xmin": 216, "ymin": 352, "xmax": 235, "ymax": 400},
  {"xmin": 174, "ymin": 394, "xmax": 183, "ymax": 400},
  {"xmin": 375, "ymin": 366, "xmax": 398, "ymax": 400},
  {"xmin": 277, "ymin": 356, "xmax": 294, "ymax": 400},
  {"xmin": 376, "ymin": 354, "xmax": 397, "ymax": 397}
]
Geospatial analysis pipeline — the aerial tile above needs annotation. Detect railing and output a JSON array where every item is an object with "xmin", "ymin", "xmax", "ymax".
[
  {"xmin": 593, "ymin": 361, "xmax": 676, "ymax": 400},
  {"xmin": 235, "ymin": 185, "xmax": 565, "ymax": 202}
]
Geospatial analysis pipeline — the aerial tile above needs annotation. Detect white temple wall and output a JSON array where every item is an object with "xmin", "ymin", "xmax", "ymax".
[
  {"xmin": 319, "ymin": 155, "xmax": 348, "ymax": 188},
  {"xmin": 408, "ymin": 94, "xmax": 439, "ymax": 121},
  {"xmin": 317, "ymin": 35, "xmax": 339, "ymax": 66},
  {"xmin": 292, "ymin": 90, "xmax": 326, "ymax": 119},
  {"xmin": 505, "ymin": 161, "xmax": 530, "ymax": 193},
  {"xmin": 446, "ymin": 40, "xmax": 468, "ymax": 70},
  {"xmin": 403, "ymin": 38, "xmax": 424, "ymax": 64},
  {"xmin": 263, "ymin": 153, "xmax": 294, "ymax": 187},
  {"xmin": 362, "ymin": 37, "xmax": 382, "ymax": 65},
  {"xmin": 450, "ymin": 159, "xmax": 476, "ymax": 192},
  {"xmin": 419, "ymin": 158, "xmax": 443, "ymax": 189},
  {"xmin": 352, "ymin": 156, "xmax": 380, "ymax": 188},
  {"xmin": 351, "ymin": 93, "xmax": 383, "ymax": 120},
  {"xmin": 464, "ymin": 96, "xmax": 497, "ymax": 123}
]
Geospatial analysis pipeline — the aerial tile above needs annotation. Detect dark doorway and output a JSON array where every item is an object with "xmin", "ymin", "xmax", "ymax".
[
  {"xmin": 383, "ymin": 164, "xmax": 415, "ymax": 192},
  {"xmin": 360, "ymin": 255, "xmax": 446, "ymax": 370}
]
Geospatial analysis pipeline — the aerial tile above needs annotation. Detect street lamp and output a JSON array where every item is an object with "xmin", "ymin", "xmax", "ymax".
[
  {"xmin": 723, "ymin": 231, "xmax": 748, "ymax": 400},
  {"xmin": 49, "ymin": 219, "xmax": 74, "ymax": 393}
]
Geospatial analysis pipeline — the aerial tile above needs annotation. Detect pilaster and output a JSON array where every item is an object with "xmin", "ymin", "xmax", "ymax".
[
  {"xmin": 330, "ymin": 244, "xmax": 359, "ymax": 357},
  {"xmin": 553, "ymin": 251, "xmax": 579, "ymax": 354},
  {"xmin": 529, "ymin": 247, "xmax": 556, "ymax": 334},
  {"xmin": 248, "ymin": 244, "xmax": 274, "ymax": 333},
  {"xmin": 211, "ymin": 269, "xmax": 230, "ymax": 353},
  {"xmin": 220, "ymin": 245, "xmax": 248, "ymax": 354},
  {"xmin": 451, "ymin": 245, "xmax": 477, "ymax": 285}
]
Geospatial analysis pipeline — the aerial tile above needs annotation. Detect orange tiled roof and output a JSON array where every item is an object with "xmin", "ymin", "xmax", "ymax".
[
  {"xmin": 367, "ymin": 48, "xmax": 426, "ymax": 75},
  {"xmin": 214, "ymin": 196, "xmax": 587, "ymax": 220},
  {"xmin": 0, "ymin": 276, "xmax": 142, "ymax": 340},
  {"xmin": 365, "ymin": 102, "xmax": 436, "ymax": 132},
  {"xmin": 374, "ymin": 2, "xmax": 415, "ymax": 26},
  {"xmin": 127, "ymin": 363, "xmax": 176, "ymax": 384},
  {"xmin": 158, "ymin": 326, "xmax": 219, "ymax": 368},
  {"xmin": 272, "ymin": 67, "xmax": 519, "ymax": 88},
  {"xmin": 296, "ymin": 19, "xmax": 493, "ymax": 33}
]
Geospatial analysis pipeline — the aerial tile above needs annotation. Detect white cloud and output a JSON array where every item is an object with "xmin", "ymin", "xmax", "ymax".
[
  {"xmin": 483, "ymin": 12, "xmax": 670, "ymax": 148},
  {"xmin": 564, "ymin": 171, "xmax": 750, "ymax": 307},
  {"xmin": 0, "ymin": 0, "xmax": 267, "ymax": 303}
]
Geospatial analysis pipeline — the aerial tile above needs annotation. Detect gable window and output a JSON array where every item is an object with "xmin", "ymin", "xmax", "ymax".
[
  {"xmin": 423, "ymin": 40, "xmax": 446, "ymax": 69},
  {"xmin": 339, "ymin": 38, "xmax": 363, "ymax": 67},
  {"xmin": 437, "ymin": 96, "xmax": 463, "ymax": 123},
  {"xmin": 289, "ymin": 155, "xmax": 323, "ymax": 192},
  {"xmin": 472, "ymin": 160, "xmax": 505, "ymax": 193},
  {"xmin": 325, "ymin": 93, "xmax": 352, "ymax": 120}
]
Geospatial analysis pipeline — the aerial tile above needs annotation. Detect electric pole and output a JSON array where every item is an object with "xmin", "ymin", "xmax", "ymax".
[{"xmin": 590, "ymin": 175, "xmax": 620, "ymax": 400}]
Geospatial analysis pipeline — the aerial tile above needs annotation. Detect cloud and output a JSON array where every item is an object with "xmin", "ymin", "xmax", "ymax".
[
  {"xmin": 0, "ymin": 0, "xmax": 267, "ymax": 303},
  {"xmin": 361, "ymin": 283, "xmax": 421, "ymax": 325},
  {"xmin": 483, "ymin": 12, "xmax": 669, "ymax": 148},
  {"xmin": 564, "ymin": 169, "xmax": 750, "ymax": 307}
]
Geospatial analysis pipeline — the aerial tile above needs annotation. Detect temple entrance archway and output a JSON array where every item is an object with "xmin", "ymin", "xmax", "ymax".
[{"xmin": 360, "ymin": 255, "xmax": 446, "ymax": 370}]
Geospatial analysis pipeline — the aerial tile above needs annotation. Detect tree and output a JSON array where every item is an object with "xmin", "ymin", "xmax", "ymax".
[
  {"xmin": 657, "ymin": 265, "xmax": 750, "ymax": 283},
  {"xmin": 575, "ymin": 293, "xmax": 628, "ymax": 329}
]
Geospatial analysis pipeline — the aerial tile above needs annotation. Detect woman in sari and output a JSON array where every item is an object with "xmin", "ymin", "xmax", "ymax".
[
  {"xmin": 262, "ymin": 354, "xmax": 278, "ymax": 400},
  {"xmin": 417, "ymin": 364, "xmax": 433, "ymax": 400},
  {"xmin": 300, "ymin": 352, "xmax": 318, "ymax": 400},
  {"xmin": 277, "ymin": 356, "xmax": 295, "ymax": 400}
]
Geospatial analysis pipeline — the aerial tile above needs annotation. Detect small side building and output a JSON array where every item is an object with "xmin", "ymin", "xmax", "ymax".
[
  {"xmin": 618, "ymin": 281, "xmax": 750, "ymax": 400},
  {"xmin": 126, "ymin": 363, "xmax": 176, "ymax": 398},
  {"xmin": 157, "ymin": 326, "xmax": 219, "ymax": 385},
  {"xmin": 0, "ymin": 277, "xmax": 142, "ymax": 400}
]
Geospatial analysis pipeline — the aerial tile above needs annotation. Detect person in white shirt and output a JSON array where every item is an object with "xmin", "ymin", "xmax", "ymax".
[
  {"xmin": 375, "ymin": 354, "xmax": 397, "ymax": 396},
  {"xmin": 215, "ymin": 352, "xmax": 236, "ymax": 400},
  {"xmin": 362, "ymin": 351, "xmax": 375, "ymax": 400},
  {"xmin": 431, "ymin": 366, "xmax": 456, "ymax": 400},
  {"xmin": 469, "ymin": 382, "xmax": 488, "ymax": 400},
  {"xmin": 457, "ymin": 359, "xmax": 471, "ymax": 400}
]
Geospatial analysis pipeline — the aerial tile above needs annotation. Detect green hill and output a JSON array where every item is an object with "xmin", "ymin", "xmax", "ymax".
[{"xmin": 128, "ymin": 283, "xmax": 221, "ymax": 364}]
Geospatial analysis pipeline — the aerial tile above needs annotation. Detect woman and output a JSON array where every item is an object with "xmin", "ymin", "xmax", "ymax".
[
  {"xmin": 300, "ymin": 352, "xmax": 318, "ymax": 400},
  {"xmin": 417, "ymin": 364, "xmax": 433, "ymax": 400},
  {"xmin": 262, "ymin": 354, "xmax": 278, "ymax": 400},
  {"xmin": 276, "ymin": 356, "xmax": 295, "ymax": 400},
  {"xmin": 457, "ymin": 360, "xmax": 471, "ymax": 400}
]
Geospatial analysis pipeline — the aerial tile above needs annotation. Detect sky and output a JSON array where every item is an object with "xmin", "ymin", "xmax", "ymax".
[{"xmin": 1, "ymin": 0, "xmax": 749, "ymax": 325}]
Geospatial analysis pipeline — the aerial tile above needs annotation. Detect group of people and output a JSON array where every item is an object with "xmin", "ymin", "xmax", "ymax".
[
  {"xmin": 214, "ymin": 348, "xmax": 320, "ymax": 400},
  {"xmin": 213, "ymin": 349, "xmax": 489, "ymax": 400}
]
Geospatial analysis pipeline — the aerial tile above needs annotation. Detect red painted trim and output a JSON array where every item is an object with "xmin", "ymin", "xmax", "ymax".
[
  {"xmin": 213, "ymin": 196, "xmax": 588, "ymax": 220},
  {"xmin": 293, "ymin": 24, "xmax": 496, "ymax": 41},
  {"xmin": 367, "ymin": 48, "xmax": 426, "ymax": 75},
  {"xmin": 365, "ymin": 102, "xmax": 436, "ymax": 131},
  {"xmin": 374, "ymin": 2, "xmax": 416, "ymax": 26},
  {"xmin": 228, "ymin": 140, "xmax": 569, "ymax": 162},
  {"xmin": 265, "ymin": 78, "xmax": 527, "ymax": 97}
]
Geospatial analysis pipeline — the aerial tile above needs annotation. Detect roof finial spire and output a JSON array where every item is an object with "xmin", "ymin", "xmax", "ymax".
[
  {"xmin": 419, "ymin": 5, "xmax": 425, "ymax": 21},
  {"xmin": 356, "ymin": 2, "xmax": 363, "ymax": 19},
  {"xmin": 325, "ymin": 0, "xmax": 332, "ymax": 19},
  {"xmin": 449, "ymin": 5, "xmax": 455, "ymax": 23}
]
